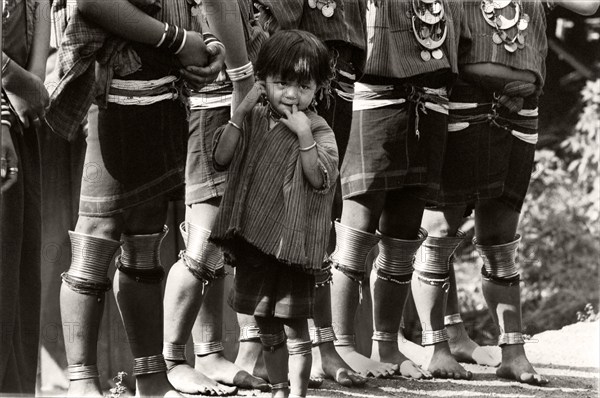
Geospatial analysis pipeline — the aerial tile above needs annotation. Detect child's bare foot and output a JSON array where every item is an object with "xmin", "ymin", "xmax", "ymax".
[
  {"xmin": 235, "ymin": 340, "xmax": 270, "ymax": 381},
  {"xmin": 195, "ymin": 352, "xmax": 269, "ymax": 391},
  {"xmin": 335, "ymin": 345, "xmax": 397, "ymax": 378},
  {"xmin": 427, "ymin": 343, "xmax": 473, "ymax": 380},
  {"xmin": 135, "ymin": 373, "xmax": 185, "ymax": 397},
  {"xmin": 447, "ymin": 323, "xmax": 501, "ymax": 367},
  {"xmin": 67, "ymin": 379, "xmax": 104, "ymax": 397},
  {"xmin": 496, "ymin": 345, "xmax": 548, "ymax": 385},
  {"xmin": 166, "ymin": 362, "xmax": 237, "ymax": 395},
  {"xmin": 371, "ymin": 340, "xmax": 431, "ymax": 379},
  {"xmin": 311, "ymin": 342, "xmax": 367, "ymax": 387}
]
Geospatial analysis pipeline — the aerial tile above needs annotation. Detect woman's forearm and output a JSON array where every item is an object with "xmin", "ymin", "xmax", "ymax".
[
  {"xmin": 76, "ymin": 0, "xmax": 164, "ymax": 44},
  {"xmin": 27, "ymin": 0, "xmax": 51, "ymax": 80}
]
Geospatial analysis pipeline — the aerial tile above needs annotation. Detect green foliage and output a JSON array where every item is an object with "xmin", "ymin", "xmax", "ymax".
[{"xmin": 518, "ymin": 79, "xmax": 600, "ymax": 334}]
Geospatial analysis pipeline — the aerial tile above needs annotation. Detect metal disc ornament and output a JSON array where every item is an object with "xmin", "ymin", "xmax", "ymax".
[
  {"xmin": 492, "ymin": 32, "xmax": 503, "ymax": 44},
  {"xmin": 308, "ymin": 0, "xmax": 317, "ymax": 8},
  {"xmin": 421, "ymin": 50, "xmax": 432, "ymax": 61},
  {"xmin": 431, "ymin": 49, "xmax": 444, "ymax": 59},
  {"xmin": 504, "ymin": 42, "xmax": 518, "ymax": 52},
  {"xmin": 322, "ymin": 3, "xmax": 334, "ymax": 17}
]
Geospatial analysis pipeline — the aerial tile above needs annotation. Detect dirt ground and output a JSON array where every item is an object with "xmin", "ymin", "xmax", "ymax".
[
  {"xmin": 234, "ymin": 321, "xmax": 599, "ymax": 398},
  {"xmin": 37, "ymin": 321, "xmax": 598, "ymax": 397}
]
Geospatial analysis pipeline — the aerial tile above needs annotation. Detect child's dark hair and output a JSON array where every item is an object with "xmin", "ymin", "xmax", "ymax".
[{"xmin": 255, "ymin": 30, "xmax": 335, "ymax": 90}]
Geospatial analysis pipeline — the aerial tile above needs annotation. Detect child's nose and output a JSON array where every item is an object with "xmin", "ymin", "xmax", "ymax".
[{"xmin": 284, "ymin": 86, "xmax": 298, "ymax": 98}]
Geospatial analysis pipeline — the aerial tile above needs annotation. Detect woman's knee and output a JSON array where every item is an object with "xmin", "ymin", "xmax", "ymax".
[{"xmin": 74, "ymin": 215, "xmax": 123, "ymax": 240}]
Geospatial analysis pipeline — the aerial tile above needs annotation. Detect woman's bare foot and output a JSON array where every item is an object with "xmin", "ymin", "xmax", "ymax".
[
  {"xmin": 234, "ymin": 340, "xmax": 269, "ymax": 381},
  {"xmin": 335, "ymin": 345, "xmax": 397, "ymax": 378},
  {"xmin": 427, "ymin": 343, "xmax": 473, "ymax": 380},
  {"xmin": 195, "ymin": 352, "xmax": 269, "ymax": 391},
  {"xmin": 311, "ymin": 342, "xmax": 367, "ymax": 387},
  {"xmin": 166, "ymin": 361, "xmax": 237, "ymax": 395},
  {"xmin": 371, "ymin": 340, "xmax": 431, "ymax": 379},
  {"xmin": 496, "ymin": 345, "xmax": 548, "ymax": 385},
  {"xmin": 398, "ymin": 332, "xmax": 431, "ymax": 367},
  {"xmin": 447, "ymin": 323, "xmax": 501, "ymax": 367},
  {"xmin": 135, "ymin": 373, "xmax": 185, "ymax": 397},
  {"xmin": 67, "ymin": 379, "xmax": 104, "ymax": 397}
]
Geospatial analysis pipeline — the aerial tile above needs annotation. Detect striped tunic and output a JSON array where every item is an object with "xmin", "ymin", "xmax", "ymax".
[
  {"xmin": 460, "ymin": 0, "xmax": 548, "ymax": 87},
  {"xmin": 363, "ymin": 0, "xmax": 462, "ymax": 81},
  {"xmin": 257, "ymin": 0, "xmax": 367, "ymax": 52},
  {"xmin": 211, "ymin": 105, "xmax": 339, "ymax": 272}
]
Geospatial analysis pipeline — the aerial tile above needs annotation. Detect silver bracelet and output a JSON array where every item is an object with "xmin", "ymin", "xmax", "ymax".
[
  {"xmin": 299, "ymin": 141, "xmax": 317, "ymax": 152},
  {"xmin": 227, "ymin": 120, "xmax": 242, "ymax": 132}
]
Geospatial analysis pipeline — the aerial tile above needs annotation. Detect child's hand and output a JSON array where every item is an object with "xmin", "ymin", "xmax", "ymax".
[
  {"xmin": 280, "ymin": 105, "xmax": 311, "ymax": 137},
  {"xmin": 239, "ymin": 80, "xmax": 266, "ymax": 112}
]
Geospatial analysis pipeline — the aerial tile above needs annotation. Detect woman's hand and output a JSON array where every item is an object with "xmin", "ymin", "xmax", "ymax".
[
  {"xmin": 1, "ymin": 126, "xmax": 19, "ymax": 193},
  {"xmin": 280, "ymin": 104, "xmax": 311, "ymax": 138},
  {"xmin": 3, "ymin": 61, "xmax": 49, "ymax": 129},
  {"xmin": 180, "ymin": 40, "xmax": 225, "ymax": 90}
]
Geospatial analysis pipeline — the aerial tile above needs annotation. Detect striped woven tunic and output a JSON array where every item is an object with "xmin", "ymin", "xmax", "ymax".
[
  {"xmin": 459, "ymin": 0, "xmax": 549, "ymax": 87},
  {"xmin": 210, "ymin": 105, "xmax": 339, "ymax": 272}
]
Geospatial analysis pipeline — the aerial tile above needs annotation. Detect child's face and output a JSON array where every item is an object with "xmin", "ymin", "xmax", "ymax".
[{"xmin": 264, "ymin": 75, "xmax": 318, "ymax": 115}]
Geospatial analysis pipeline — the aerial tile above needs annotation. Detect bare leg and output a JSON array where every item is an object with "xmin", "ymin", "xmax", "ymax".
[
  {"xmin": 284, "ymin": 319, "xmax": 312, "ymax": 397},
  {"xmin": 255, "ymin": 317, "xmax": 289, "ymax": 398},
  {"xmin": 370, "ymin": 192, "xmax": 431, "ymax": 379},
  {"xmin": 114, "ymin": 199, "xmax": 181, "ymax": 397},
  {"xmin": 309, "ymin": 279, "xmax": 367, "ymax": 387},
  {"xmin": 61, "ymin": 216, "xmax": 122, "ymax": 397},
  {"xmin": 422, "ymin": 207, "xmax": 500, "ymax": 367},
  {"xmin": 193, "ymin": 277, "xmax": 268, "ymax": 391},
  {"xmin": 331, "ymin": 197, "xmax": 397, "ymax": 378},
  {"xmin": 234, "ymin": 314, "xmax": 269, "ymax": 381},
  {"xmin": 163, "ymin": 201, "xmax": 238, "ymax": 395},
  {"xmin": 475, "ymin": 200, "xmax": 547, "ymax": 385}
]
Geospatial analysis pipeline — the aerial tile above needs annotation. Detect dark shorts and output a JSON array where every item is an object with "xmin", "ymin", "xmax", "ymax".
[
  {"xmin": 185, "ymin": 106, "xmax": 230, "ymax": 205},
  {"xmin": 79, "ymin": 100, "xmax": 188, "ymax": 217},
  {"xmin": 438, "ymin": 81, "xmax": 538, "ymax": 213},
  {"xmin": 226, "ymin": 240, "xmax": 315, "ymax": 319},
  {"xmin": 341, "ymin": 98, "xmax": 447, "ymax": 202}
]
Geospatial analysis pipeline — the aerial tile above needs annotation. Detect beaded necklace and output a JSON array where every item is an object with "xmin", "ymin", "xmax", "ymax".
[
  {"xmin": 308, "ymin": 0, "xmax": 336, "ymax": 18},
  {"xmin": 480, "ymin": 0, "xmax": 530, "ymax": 53},
  {"xmin": 410, "ymin": 0, "xmax": 448, "ymax": 62}
]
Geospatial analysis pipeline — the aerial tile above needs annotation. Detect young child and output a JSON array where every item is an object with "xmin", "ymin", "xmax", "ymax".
[{"xmin": 210, "ymin": 30, "xmax": 338, "ymax": 398}]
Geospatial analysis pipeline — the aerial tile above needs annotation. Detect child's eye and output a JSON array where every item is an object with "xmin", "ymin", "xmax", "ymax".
[{"xmin": 301, "ymin": 85, "xmax": 311, "ymax": 90}]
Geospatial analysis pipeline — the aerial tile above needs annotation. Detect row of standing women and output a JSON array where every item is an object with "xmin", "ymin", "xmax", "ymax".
[{"xmin": 1, "ymin": 0, "xmax": 598, "ymax": 396}]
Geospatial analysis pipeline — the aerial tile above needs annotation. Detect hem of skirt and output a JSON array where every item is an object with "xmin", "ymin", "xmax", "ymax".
[
  {"xmin": 185, "ymin": 184, "xmax": 226, "ymax": 206},
  {"xmin": 78, "ymin": 173, "xmax": 184, "ymax": 217},
  {"xmin": 438, "ymin": 186, "xmax": 525, "ymax": 213},
  {"xmin": 211, "ymin": 231, "xmax": 320, "ymax": 274}
]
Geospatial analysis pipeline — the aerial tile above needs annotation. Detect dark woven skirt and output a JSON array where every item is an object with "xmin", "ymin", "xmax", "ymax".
[
  {"xmin": 438, "ymin": 81, "xmax": 539, "ymax": 213},
  {"xmin": 340, "ymin": 97, "xmax": 448, "ymax": 202},
  {"xmin": 185, "ymin": 106, "xmax": 229, "ymax": 205},
  {"xmin": 78, "ymin": 99, "xmax": 188, "ymax": 217},
  {"xmin": 226, "ymin": 239, "xmax": 315, "ymax": 319}
]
